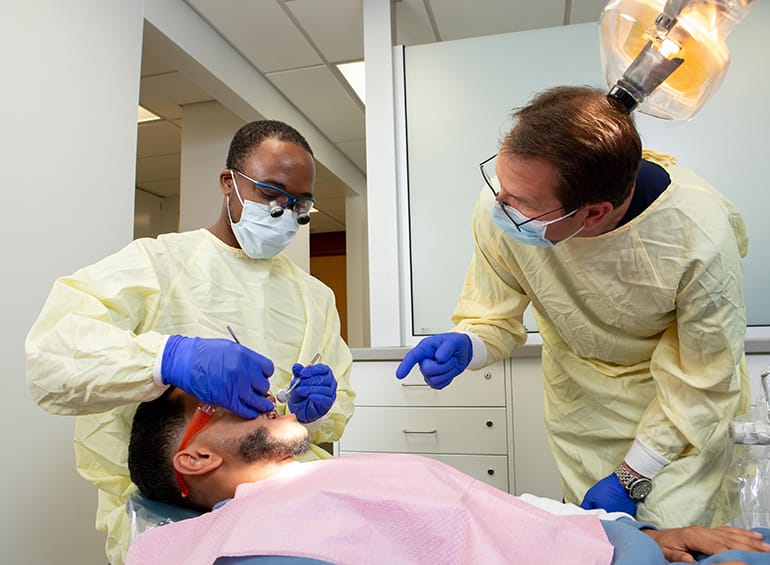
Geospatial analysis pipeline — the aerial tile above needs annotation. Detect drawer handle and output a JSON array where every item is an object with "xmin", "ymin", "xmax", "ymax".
[
  {"xmin": 400, "ymin": 383, "xmax": 431, "ymax": 388},
  {"xmin": 402, "ymin": 428, "xmax": 438, "ymax": 434}
]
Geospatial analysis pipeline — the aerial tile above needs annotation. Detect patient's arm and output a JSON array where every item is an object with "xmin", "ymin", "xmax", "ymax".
[{"xmin": 642, "ymin": 525, "xmax": 770, "ymax": 563}]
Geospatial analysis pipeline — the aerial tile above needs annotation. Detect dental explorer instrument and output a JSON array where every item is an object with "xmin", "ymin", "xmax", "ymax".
[
  {"xmin": 227, "ymin": 325, "xmax": 318, "ymax": 405},
  {"xmin": 277, "ymin": 352, "xmax": 321, "ymax": 403}
]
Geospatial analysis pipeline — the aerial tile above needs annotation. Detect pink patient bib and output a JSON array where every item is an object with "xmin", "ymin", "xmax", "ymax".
[{"xmin": 127, "ymin": 454, "xmax": 614, "ymax": 565}]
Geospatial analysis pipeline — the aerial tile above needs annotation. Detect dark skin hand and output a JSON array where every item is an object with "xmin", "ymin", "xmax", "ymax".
[{"xmin": 643, "ymin": 525, "xmax": 770, "ymax": 564}]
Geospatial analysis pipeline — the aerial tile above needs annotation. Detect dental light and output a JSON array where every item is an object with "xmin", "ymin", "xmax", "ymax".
[{"xmin": 600, "ymin": 0, "xmax": 757, "ymax": 120}]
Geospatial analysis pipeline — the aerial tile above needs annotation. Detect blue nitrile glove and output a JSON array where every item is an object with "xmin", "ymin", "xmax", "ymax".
[
  {"xmin": 288, "ymin": 363, "xmax": 337, "ymax": 423},
  {"xmin": 395, "ymin": 332, "xmax": 472, "ymax": 390},
  {"xmin": 161, "ymin": 335, "xmax": 275, "ymax": 418},
  {"xmin": 580, "ymin": 473, "xmax": 637, "ymax": 516}
]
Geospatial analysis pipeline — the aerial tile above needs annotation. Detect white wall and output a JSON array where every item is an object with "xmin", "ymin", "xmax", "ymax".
[
  {"xmin": 0, "ymin": 1, "xmax": 144, "ymax": 563},
  {"xmin": 134, "ymin": 188, "xmax": 179, "ymax": 239},
  {"xmin": 179, "ymin": 101, "xmax": 242, "ymax": 232},
  {"xmin": 400, "ymin": 5, "xmax": 770, "ymax": 338},
  {"xmin": 345, "ymin": 192, "xmax": 370, "ymax": 348},
  {"xmin": 363, "ymin": 0, "xmax": 401, "ymax": 347}
]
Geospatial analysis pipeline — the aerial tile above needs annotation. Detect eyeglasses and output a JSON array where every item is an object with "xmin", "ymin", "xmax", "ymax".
[
  {"xmin": 479, "ymin": 154, "xmax": 567, "ymax": 232},
  {"xmin": 232, "ymin": 169, "xmax": 315, "ymax": 224},
  {"xmin": 175, "ymin": 403, "xmax": 218, "ymax": 498}
]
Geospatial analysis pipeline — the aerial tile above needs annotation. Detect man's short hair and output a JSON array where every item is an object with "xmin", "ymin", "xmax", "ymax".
[
  {"xmin": 128, "ymin": 390, "xmax": 200, "ymax": 509},
  {"xmin": 501, "ymin": 85, "xmax": 642, "ymax": 211},
  {"xmin": 226, "ymin": 120, "xmax": 313, "ymax": 171}
]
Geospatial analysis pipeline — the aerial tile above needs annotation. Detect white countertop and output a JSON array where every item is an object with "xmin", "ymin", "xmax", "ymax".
[
  {"xmin": 352, "ymin": 327, "xmax": 770, "ymax": 361},
  {"xmin": 351, "ymin": 335, "xmax": 544, "ymax": 361}
]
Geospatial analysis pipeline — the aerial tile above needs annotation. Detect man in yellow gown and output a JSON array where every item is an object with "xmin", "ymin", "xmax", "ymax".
[
  {"xmin": 26, "ymin": 120, "xmax": 354, "ymax": 564},
  {"xmin": 398, "ymin": 86, "xmax": 749, "ymax": 529}
]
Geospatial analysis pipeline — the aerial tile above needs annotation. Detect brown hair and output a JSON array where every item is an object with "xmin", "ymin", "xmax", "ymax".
[{"xmin": 501, "ymin": 85, "xmax": 642, "ymax": 211}]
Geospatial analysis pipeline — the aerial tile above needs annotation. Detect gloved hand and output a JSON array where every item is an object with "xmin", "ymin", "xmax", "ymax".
[
  {"xmin": 160, "ymin": 335, "xmax": 275, "ymax": 418},
  {"xmin": 580, "ymin": 473, "xmax": 637, "ymax": 516},
  {"xmin": 395, "ymin": 332, "xmax": 472, "ymax": 389},
  {"xmin": 288, "ymin": 363, "xmax": 337, "ymax": 423}
]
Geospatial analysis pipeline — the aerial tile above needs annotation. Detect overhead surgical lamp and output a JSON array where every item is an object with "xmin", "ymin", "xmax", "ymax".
[{"xmin": 600, "ymin": 0, "xmax": 758, "ymax": 120}]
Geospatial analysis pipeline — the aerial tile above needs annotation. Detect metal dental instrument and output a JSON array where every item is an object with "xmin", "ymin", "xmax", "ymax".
[
  {"xmin": 227, "ymin": 326, "xmax": 319, "ymax": 405},
  {"xmin": 277, "ymin": 352, "xmax": 321, "ymax": 404},
  {"xmin": 226, "ymin": 325, "xmax": 275, "ymax": 409},
  {"xmin": 226, "ymin": 325, "xmax": 240, "ymax": 344}
]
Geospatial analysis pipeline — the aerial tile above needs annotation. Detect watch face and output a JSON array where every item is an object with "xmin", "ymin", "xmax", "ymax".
[{"xmin": 629, "ymin": 478, "xmax": 653, "ymax": 501}]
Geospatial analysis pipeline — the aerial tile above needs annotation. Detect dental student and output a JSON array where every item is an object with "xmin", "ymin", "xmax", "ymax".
[{"xmin": 26, "ymin": 120, "xmax": 354, "ymax": 565}]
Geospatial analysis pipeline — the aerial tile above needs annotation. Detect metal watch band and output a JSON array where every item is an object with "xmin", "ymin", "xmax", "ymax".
[{"xmin": 614, "ymin": 464, "xmax": 652, "ymax": 501}]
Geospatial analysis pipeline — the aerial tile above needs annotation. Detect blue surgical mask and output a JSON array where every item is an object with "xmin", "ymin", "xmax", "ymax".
[
  {"xmin": 228, "ymin": 172, "xmax": 298, "ymax": 259},
  {"xmin": 491, "ymin": 202, "xmax": 582, "ymax": 248}
]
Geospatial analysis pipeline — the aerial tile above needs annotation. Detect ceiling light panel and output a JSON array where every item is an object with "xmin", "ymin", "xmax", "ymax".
[
  {"xmin": 266, "ymin": 65, "xmax": 365, "ymax": 143},
  {"xmin": 138, "ymin": 105, "xmax": 161, "ymax": 123},
  {"xmin": 336, "ymin": 61, "xmax": 365, "ymax": 104}
]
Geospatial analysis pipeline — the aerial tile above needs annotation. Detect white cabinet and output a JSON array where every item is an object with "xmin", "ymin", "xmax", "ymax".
[
  {"xmin": 340, "ymin": 350, "xmax": 770, "ymax": 502},
  {"xmin": 339, "ymin": 360, "xmax": 515, "ymax": 492},
  {"xmin": 508, "ymin": 356, "xmax": 563, "ymax": 500}
]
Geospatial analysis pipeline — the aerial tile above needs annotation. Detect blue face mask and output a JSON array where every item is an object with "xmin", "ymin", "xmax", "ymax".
[
  {"xmin": 228, "ymin": 172, "xmax": 298, "ymax": 259},
  {"xmin": 491, "ymin": 202, "xmax": 582, "ymax": 248}
]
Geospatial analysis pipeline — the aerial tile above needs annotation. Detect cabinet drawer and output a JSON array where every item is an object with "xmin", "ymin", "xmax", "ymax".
[
  {"xmin": 339, "ymin": 452, "xmax": 510, "ymax": 492},
  {"xmin": 351, "ymin": 361, "xmax": 505, "ymax": 407},
  {"xmin": 339, "ymin": 406, "xmax": 507, "ymax": 454}
]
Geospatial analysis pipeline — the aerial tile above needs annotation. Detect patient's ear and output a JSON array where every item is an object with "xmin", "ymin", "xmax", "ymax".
[{"xmin": 173, "ymin": 447, "xmax": 224, "ymax": 478}]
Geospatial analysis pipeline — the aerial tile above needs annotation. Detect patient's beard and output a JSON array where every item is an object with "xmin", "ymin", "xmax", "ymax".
[{"xmin": 233, "ymin": 427, "xmax": 312, "ymax": 463}]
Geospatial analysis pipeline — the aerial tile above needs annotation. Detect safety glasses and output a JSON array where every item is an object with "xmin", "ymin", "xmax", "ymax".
[
  {"xmin": 233, "ymin": 169, "xmax": 315, "ymax": 218},
  {"xmin": 479, "ymin": 154, "xmax": 569, "ymax": 232},
  {"xmin": 175, "ymin": 403, "xmax": 218, "ymax": 498}
]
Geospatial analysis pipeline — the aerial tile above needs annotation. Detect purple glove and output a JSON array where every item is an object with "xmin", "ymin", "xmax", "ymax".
[
  {"xmin": 288, "ymin": 363, "xmax": 337, "ymax": 423},
  {"xmin": 160, "ymin": 335, "xmax": 275, "ymax": 418},
  {"xmin": 580, "ymin": 473, "xmax": 637, "ymax": 516},
  {"xmin": 395, "ymin": 333, "xmax": 472, "ymax": 390}
]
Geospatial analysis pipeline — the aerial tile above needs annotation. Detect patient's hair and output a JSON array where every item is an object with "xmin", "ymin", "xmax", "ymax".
[{"xmin": 128, "ymin": 390, "xmax": 200, "ymax": 510}]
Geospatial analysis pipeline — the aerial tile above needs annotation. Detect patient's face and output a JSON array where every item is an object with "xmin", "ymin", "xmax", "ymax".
[{"xmin": 181, "ymin": 393, "xmax": 311, "ymax": 463}]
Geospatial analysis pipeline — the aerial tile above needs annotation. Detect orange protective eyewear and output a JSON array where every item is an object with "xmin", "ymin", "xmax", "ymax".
[{"xmin": 175, "ymin": 403, "xmax": 217, "ymax": 498}]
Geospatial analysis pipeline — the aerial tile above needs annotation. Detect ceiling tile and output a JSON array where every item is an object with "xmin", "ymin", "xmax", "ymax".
[
  {"xmin": 396, "ymin": 0, "xmax": 439, "ymax": 46},
  {"xmin": 141, "ymin": 24, "xmax": 183, "ymax": 77},
  {"xmin": 140, "ymin": 71, "xmax": 213, "ymax": 121},
  {"xmin": 136, "ymin": 154, "xmax": 181, "ymax": 184},
  {"xmin": 266, "ymin": 66, "xmax": 365, "ymax": 143},
  {"xmin": 568, "ymin": 0, "xmax": 607, "ymax": 24},
  {"xmin": 309, "ymin": 215, "xmax": 345, "ymax": 234},
  {"xmin": 314, "ymin": 160, "xmax": 339, "ymax": 186},
  {"xmin": 185, "ymin": 0, "xmax": 323, "ymax": 72},
  {"xmin": 315, "ymin": 195, "xmax": 347, "ymax": 216},
  {"xmin": 428, "ymin": 0, "xmax": 566, "ymax": 40},
  {"xmin": 140, "ymin": 44, "xmax": 177, "ymax": 77},
  {"xmin": 136, "ymin": 179, "xmax": 181, "ymax": 198},
  {"xmin": 137, "ymin": 121, "xmax": 182, "ymax": 159},
  {"xmin": 286, "ymin": 0, "xmax": 363, "ymax": 63},
  {"xmin": 310, "ymin": 197, "xmax": 346, "ymax": 234}
]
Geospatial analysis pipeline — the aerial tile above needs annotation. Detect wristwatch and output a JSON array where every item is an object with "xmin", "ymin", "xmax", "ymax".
[{"xmin": 614, "ymin": 464, "xmax": 652, "ymax": 501}]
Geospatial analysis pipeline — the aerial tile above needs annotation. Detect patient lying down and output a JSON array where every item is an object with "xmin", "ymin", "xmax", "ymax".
[{"xmin": 127, "ymin": 389, "xmax": 770, "ymax": 565}]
